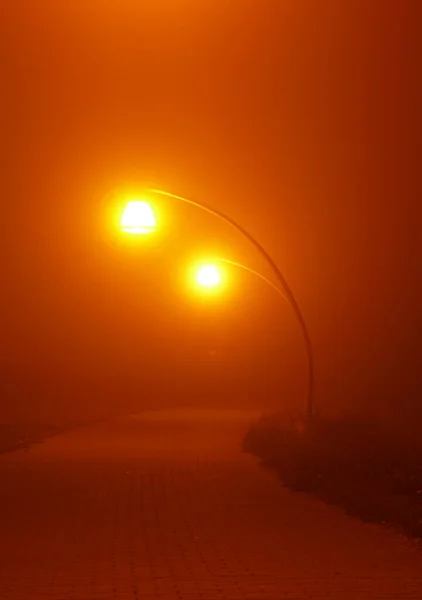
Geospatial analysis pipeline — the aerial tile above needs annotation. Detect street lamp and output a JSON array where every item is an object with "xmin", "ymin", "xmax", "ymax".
[
  {"xmin": 119, "ymin": 189, "xmax": 314, "ymax": 422},
  {"xmin": 120, "ymin": 200, "xmax": 156, "ymax": 234},
  {"xmin": 196, "ymin": 264, "xmax": 222, "ymax": 288},
  {"xmin": 196, "ymin": 258, "xmax": 289, "ymax": 301}
]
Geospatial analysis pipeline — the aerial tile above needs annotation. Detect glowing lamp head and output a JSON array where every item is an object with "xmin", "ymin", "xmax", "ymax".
[
  {"xmin": 121, "ymin": 201, "xmax": 156, "ymax": 234},
  {"xmin": 196, "ymin": 264, "xmax": 222, "ymax": 288}
]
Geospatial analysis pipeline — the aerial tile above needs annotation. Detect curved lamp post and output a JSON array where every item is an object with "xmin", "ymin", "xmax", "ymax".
[
  {"xmin": 211, "ymin": 257, "xmax": 289, "ymax": 302},
  {"xmin": 121, "ymin": 189, "xmax": 314, "ymax": 422}
]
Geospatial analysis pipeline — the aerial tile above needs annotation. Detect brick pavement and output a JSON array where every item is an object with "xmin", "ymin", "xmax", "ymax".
[{"xmin": 1, "ymin": 407, "xmax": 422, "ymax": 599}]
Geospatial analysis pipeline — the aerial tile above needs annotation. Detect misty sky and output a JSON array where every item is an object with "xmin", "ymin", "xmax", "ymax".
[{"xmin": 2, "ymin": 2, "xmax": 420, "ymax": 416}]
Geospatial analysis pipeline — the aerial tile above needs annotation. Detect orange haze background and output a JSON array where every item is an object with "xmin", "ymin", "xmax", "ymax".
[{"xmin": 2, "ymin": 2, "xmax": 420, "ymax": 424}]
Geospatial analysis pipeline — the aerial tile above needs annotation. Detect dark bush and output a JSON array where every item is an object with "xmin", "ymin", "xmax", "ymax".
[{"xmin": 242, "ymin": 411, "xmax": 422, "ymax": 539}]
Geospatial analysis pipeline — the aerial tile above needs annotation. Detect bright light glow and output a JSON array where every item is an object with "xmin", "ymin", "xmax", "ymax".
[
  {"xmin": 197, "ymin": 264, "xmax": 222, "ymax": 287},
  {"xmin": 121, "ymin": 201, "xmax": 156, "ymax": 234}
]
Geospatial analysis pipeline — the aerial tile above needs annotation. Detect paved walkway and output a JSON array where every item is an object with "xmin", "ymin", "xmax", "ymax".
[{"xmin": 1, "ymin": 407, "xmax": 422, "ymax": 599}]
